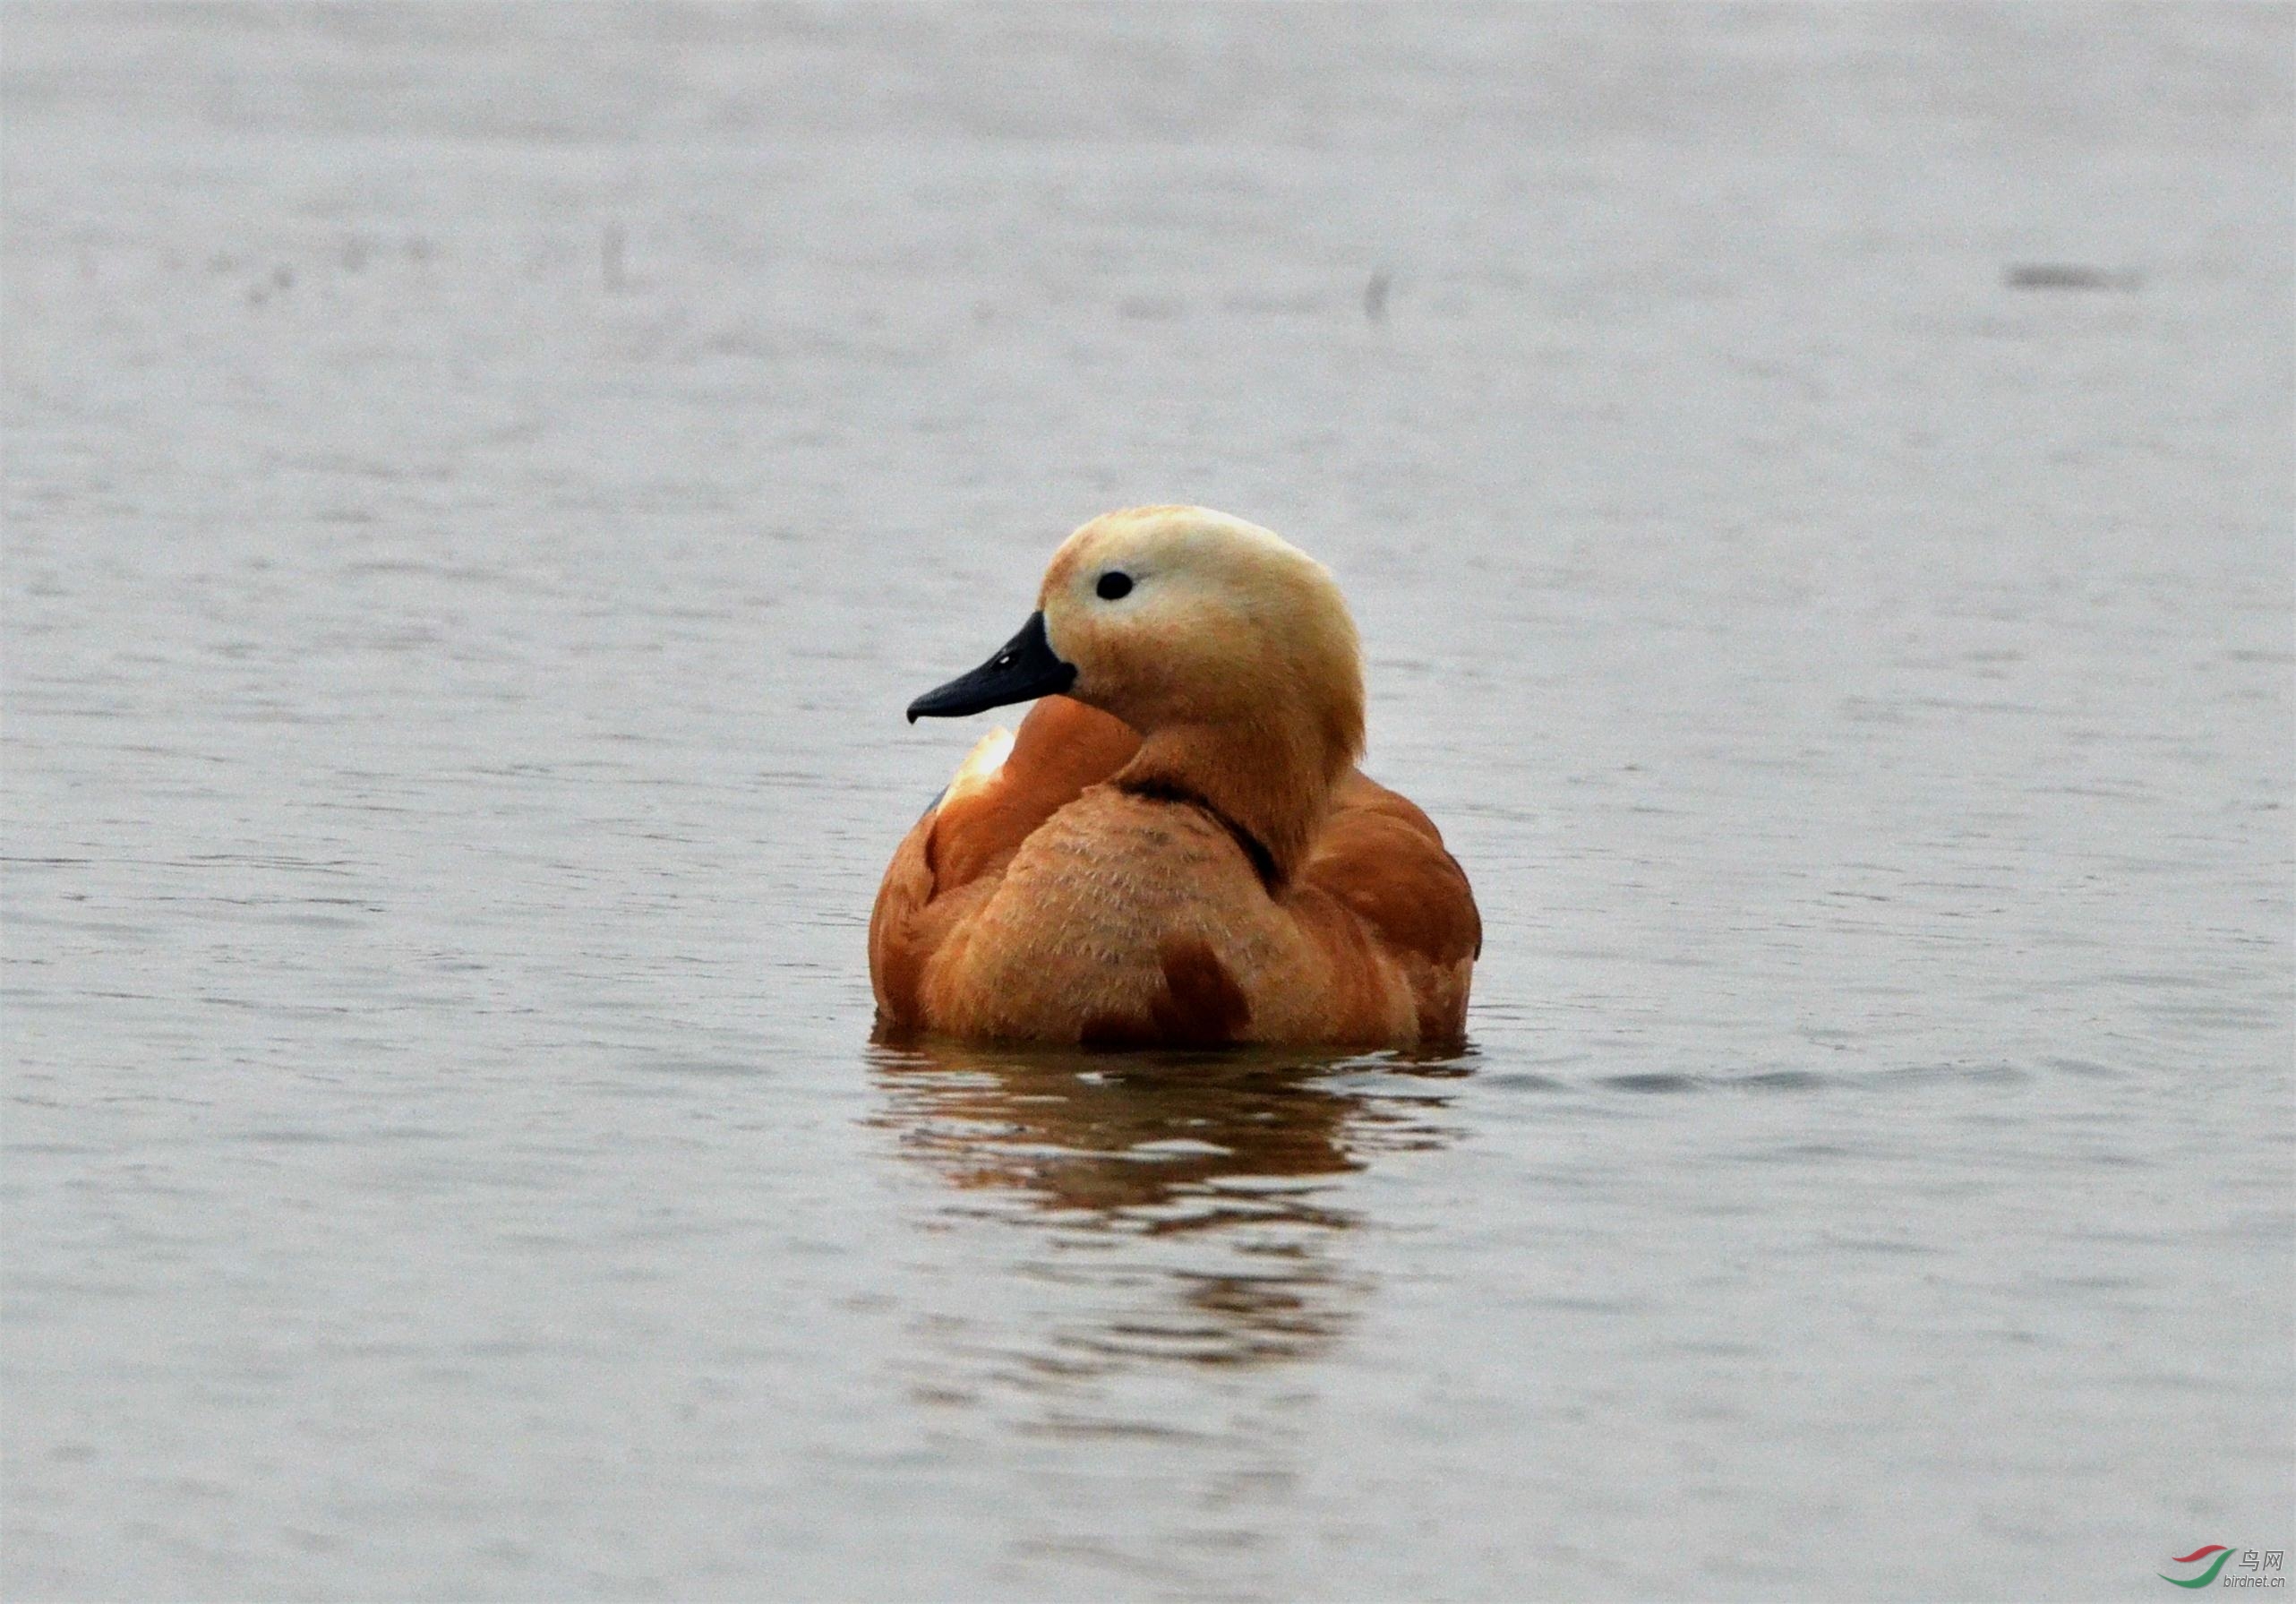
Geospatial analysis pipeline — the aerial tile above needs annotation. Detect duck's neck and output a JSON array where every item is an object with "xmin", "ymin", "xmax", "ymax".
[{"xmin": 1116, "ymin": 709, "xmax": 1355, "ymax": 887}]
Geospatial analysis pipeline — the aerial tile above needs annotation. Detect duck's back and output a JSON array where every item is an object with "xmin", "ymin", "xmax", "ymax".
[{"xmin": 870, "ymin": 697, "xmax": 1478, "ymax": 1048}]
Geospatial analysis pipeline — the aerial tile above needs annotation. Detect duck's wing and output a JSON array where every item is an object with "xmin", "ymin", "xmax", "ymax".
[
  {"xmin": 1300, "ymin": 771, "xmax": 1483, "ymax": 972},
  {"xmin": 870, "ymin": 696, "xmax": 1140, "ymax": 1029}
]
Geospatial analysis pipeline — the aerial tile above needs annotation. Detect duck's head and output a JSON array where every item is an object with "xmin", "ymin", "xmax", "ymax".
[
  {"xmin": 910, "ymin": 505, "xmax": 1364, "ymax": 758},
  {"xmin": 907, "ymin": 507, "xmax": 1366, "ymax": 878}
]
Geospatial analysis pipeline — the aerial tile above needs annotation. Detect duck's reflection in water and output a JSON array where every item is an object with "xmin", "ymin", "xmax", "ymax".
[{"xmin": 869, "ymin": 1039, "xmax": 1465, "ymax": 1371}]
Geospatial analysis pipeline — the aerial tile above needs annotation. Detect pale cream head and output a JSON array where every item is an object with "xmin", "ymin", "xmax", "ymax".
[{"xmin": 1036, "ymin": 505, "xmax": 1366, "ymax": 769}]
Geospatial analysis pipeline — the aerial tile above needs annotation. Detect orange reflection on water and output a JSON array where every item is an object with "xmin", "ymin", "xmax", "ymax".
[{"xmin": 869, "ymin": 1037, "xmax": 1468, "ymax": 1369}]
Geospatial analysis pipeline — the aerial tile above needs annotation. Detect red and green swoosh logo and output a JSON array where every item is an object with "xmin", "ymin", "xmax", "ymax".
[{"xmin": 2161, "ymin": 1546, "xmax": 2233, "ymax": 1588}]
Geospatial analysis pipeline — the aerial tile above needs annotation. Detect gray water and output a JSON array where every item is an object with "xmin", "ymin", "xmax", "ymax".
[{"xmin": 4, "ymin": 6, "xmax": 2292, "ymax": 1600}]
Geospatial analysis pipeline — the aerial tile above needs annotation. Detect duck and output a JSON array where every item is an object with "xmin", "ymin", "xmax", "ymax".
[{"xmin": 870, "ymin": 505, "xmax": 1479, "ymax": 1050}]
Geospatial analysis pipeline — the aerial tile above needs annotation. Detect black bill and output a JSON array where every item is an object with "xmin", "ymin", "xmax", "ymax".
[{"xmin": 905, "ymin": 611, "xmax": 1077, "ymax": 723}]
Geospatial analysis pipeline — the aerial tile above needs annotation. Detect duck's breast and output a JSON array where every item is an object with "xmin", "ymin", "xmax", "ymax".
[
  {"xmin": 922, "ymin": 786, "xmax": 1429, "ymax": 1047},
  {"xmin": 921, "ymin": 787, "xmax": 1272, "ymax": 1042}
]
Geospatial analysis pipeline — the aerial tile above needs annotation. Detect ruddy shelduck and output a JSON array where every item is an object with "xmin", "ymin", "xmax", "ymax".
[{"xmin": 870, "ymin": 506, "xmax": 1479, "ymax": 1049}]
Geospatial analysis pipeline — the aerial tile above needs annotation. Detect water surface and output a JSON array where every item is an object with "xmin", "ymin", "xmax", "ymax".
[{"xmin": 4, "ymin": 6, "xmax": 2292, "ymax": 1600}]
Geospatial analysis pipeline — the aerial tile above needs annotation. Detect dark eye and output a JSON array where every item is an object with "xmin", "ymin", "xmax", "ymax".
[{"xmin": 1096, "ymin": 571, "xmax": 1134, "ymax": 601}]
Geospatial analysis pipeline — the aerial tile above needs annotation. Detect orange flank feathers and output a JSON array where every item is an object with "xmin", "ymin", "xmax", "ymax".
[{"xmin": 870, "ymin": 507, "xmax": 1479, "ymax": 1050}]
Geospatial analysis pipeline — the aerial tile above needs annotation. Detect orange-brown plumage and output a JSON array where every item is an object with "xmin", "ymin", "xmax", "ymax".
[{"xmin": 870, "ymin": 508, "xmax": 1479, "ymax": 1050}]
